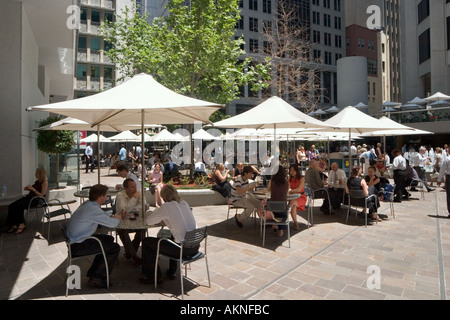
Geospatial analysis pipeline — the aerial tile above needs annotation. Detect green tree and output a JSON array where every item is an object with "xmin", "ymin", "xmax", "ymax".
[
  {"xmin": 100, "ymin": 0, "xmax": 271, "ymax": 107},
  {"xmin": 36, "ymin": 116, "xmax": 74, "ymax": 189}
]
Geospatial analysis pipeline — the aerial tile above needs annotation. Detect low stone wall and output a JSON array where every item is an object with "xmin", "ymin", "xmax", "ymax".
[{"xmin": 144, "ymin": 188, "xmax": 228, "ymax": 207}]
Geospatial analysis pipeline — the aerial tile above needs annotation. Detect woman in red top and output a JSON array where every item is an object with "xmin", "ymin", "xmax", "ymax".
[{"xmin": 288, "ymin": 164, "xmax": 307, "ymax": 230}]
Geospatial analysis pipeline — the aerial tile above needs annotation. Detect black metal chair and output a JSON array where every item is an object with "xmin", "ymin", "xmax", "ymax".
[
  {"xmin": 346, "ymin": 189, "xmax": 378, "ymax": 227},
  {"xmin": 60, "ymin": 222, "xmax": 110, "ymax": 296},
  {"xmin": 260, "ymin": 201, "xmax": 291, "ymax": 248},
  {"xmin": 154, "ymin": 226, "xmax": 210, "ymax": 300}
]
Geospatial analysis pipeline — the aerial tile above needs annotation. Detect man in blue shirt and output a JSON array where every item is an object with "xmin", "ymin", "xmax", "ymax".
[
  {"xmin": 119, "ymin": 144, "xmax": 127, "ymax": 161},
  {"xmin": 67, "ymin": 184, "xmax": 122, "ymax": 288}
]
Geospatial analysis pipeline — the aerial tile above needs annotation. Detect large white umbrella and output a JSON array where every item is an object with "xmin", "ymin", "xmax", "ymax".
[
  {"xmin": 321, "ymin": 106, "xmax": 413, "ymax": 173},
  {"xmin": 212, "ymin": 96, "xmax": 330, "ymax": 130},
  {"xmin": 425, "ymin": 92, "xmax": 450, "ymax": 102},
  {"xmin": 192, "ymin": 129, "xmax": 218, "ymax": 141},
  {"xmin": 407, "ymin": 97, "xmax": 428, "ymax": 105},
  {"xmin": 108, "ymin": 130, "xmax": 141, "ymax": 142},
  {"xmin": 27, "ymin": 73, "xmax": 222, "ymax": 212},
  {"xmin": 80, "ymin": 133, "xmax": 111, "ymax": 143},
  {"xmin": 149, "ymin": 129, "xmax": 188, "ymax": 142}
]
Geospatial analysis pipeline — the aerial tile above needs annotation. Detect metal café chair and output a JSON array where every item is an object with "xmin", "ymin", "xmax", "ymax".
[{"xmin": 154, "ymin": 226, "xmax": 210, "ymax": 300}]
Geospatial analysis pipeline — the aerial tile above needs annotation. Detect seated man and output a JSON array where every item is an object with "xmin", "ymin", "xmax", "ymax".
[
  {"xmin": 141, "ymin": 185, "xmax": 197, "ymax": 283},
  {"xmin": 327, "ymin": 162, "xmax": 346, "ymax": 210},
  {"xmin": 115, "ymin": 163, "xmax": 141, "ymax": 192},
  {"xmin": 66, "ymin": 184, "xmax": 122, "ymax": 288},
  {"xmin": 405, "ymin": 159, "xmax": 420, "ymax": 191},
  {"xmin": 232, "ymin": 166, "xmax": 261, "ymax": 229},
  {"xmin": 305, "ymin": 159, "xmax": 330, "ymax": 214},
  {"xmin": 115, "ymin": 178, "xmax": 146, "ymax": 265}
]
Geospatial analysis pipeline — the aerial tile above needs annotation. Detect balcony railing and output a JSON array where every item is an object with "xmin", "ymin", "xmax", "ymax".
[{"xmin": 77, "ymin": 49, "xmax": 87, "ymax": 62}]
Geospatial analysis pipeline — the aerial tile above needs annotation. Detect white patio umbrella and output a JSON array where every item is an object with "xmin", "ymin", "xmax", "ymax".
[
  {"xmin": 354, "ymin": 102, "xmax": 368, "ymax": 109},
  {"xmin": 320, "ymin": 106, "xmax": 413, "ymax": 173},
  {"xmin": 27, "ymin": 73, "xmax": 221, "ymax": 220},
  {"xmin": 361, "ymin": 116, "xmax": 433, "ymax": 154},
  {"xmin": 407, "ymin": 97, "xmax": 428, "ymax": 105},
  {"xmin": 326, "ymin": 106, "xmax": 341, "ymax": 113},
  {"xmin": 80, "ymin": 133, "xmax": 111, "ymax": 143},
  {"xmin": 149, "ymin": 129, "xmax": 188, "ymax": 142},
  {"xmin": 425, "ymin": 92, "xmax": 450, "ymax": 102},
  {"xmin": 192, "ymin": 128, "xmax": 218, "ymax": 140},
  {"xmin": 108, "ymin": 130, "xmax": 141, "ymax": 142}
]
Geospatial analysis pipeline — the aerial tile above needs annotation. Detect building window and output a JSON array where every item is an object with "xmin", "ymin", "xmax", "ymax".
[
  {"xmin": 91, "ymin": 37, "xmax": 101, "ymax": 51},
  {"xmin": 104, "ymin": 67, "xmax": 113, "ymax": 80},
  {"xmin": 324, "ymin": 51, "xmax": 332, "ymax": 65},
  {"xmin": 236, "ymin": 16, "xmax": 244, "ymax": 29},
  {"xmin": 334, "ymin": 16, "xmax": 341, "ymax": 29},
  {"xmin": 367, "ymin": 59, "xmax": 377, "ymax": 76},
  {"xmin": 324, "ymin": 32, "xmax": 331, "ymax": 46},
  {"xmin": 249, "ymin": 17, "xmax": 258, "ymax": 32},
  {"xmin": 335, "ymin": 35, "xmax": 342, "ymax": 48},
  {"xmin": 249, "ymin": 0, "xmax": 257, "ymax": 11},
  {"xmin": 313, "ymin": 30, "xmax": 321, "ymax": 44},
  {"xmin": 91, "ymin": 10, "xmax": 100, "ymax": 23},
  {"xmin": 419, "ymin": 29, "xmax": 431, "ymax": 63},
  {"xmin": 263, "ymin": 0, "xmax": 271, "ymax": 14},
  {"xmin": 323, "ymin": 14, "xmax": 331, "ymax": 27},
  {"xmin": 447, "ymin": 16, "xmax": 450, "ymax": 50},
  {"xmin": 78, "ymin": 36, "xmax": 87, "ymax": 49},
  {"xmin": 334, "ymin": 0, "xmax": 341, "ymax": 11},
  {"xmin": 77, "ymin": 64, "xmax": 87, "ymax": 78},
  {"xmin": 90, "ymin": 65, "xmax": 100, "ymax": 79},
  {"xmin": 313, "ymin": 11, "xmax": 320, "ymax": 25},
  {"xmin": 249, "ymin": 39, "xmax": 259, "ymax": 53},
  {"xmin": 418, "ymin": 0, "xmax": 430, "ymax": 24},
  {"xmin": 323, "ymin": 0, "xmax": 330, "ymax": 9},
  {"xmin": 358, "ymin": 38, "xmax": 365, "ymax": 48}
]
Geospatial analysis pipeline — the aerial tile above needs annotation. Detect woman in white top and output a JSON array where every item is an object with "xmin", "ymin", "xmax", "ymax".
[
  {"xmin": 141, "ymin": 185, "xmax": 198, "ymax": 284},
  {"xmin": 148, "ymin": 163, "xmax": 164, "ymax": 208}
]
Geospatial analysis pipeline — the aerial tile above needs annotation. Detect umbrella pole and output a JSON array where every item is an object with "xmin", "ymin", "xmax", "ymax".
[
  {"xmin": 141, "ymin": 110, "xmax": 145, "ymax": 223},
  {"xmin": 348, "ymin": 128, "xmax": 352, "ymax": 177},
  {"xmin": 97, "ymin": 126, "xmax": 100, "ymax": 184}
]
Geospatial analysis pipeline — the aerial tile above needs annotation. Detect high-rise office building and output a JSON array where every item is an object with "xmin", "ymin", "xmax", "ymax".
[
  {"xmin": 74, "ymin": 0, "xmax": 133, "ymax": 99},
  {"xmin": 142, "ymin": 0, "xmax": 346, "ymax": 115},
  {"xmin": 345, "ymin": 0, "xmax": 400, "ymax": 111},
  {"xmin": 401, "ymin": 0, "xmax": 450, "ymax": 101}
]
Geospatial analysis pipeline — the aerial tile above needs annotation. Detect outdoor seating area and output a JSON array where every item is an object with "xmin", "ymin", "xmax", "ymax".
[{"xmin": 0, "ymin": 165, "xmax": 449, "ymax": 300}]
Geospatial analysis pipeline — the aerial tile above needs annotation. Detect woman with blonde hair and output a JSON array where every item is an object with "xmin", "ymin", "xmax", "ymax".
[
  {"xmin": 142, "ymin": 185, "xmax": 198, "ymax": 283},
  {"xmin": 4, "ymin": 167, "xmax": 48, "ymax": 234}
]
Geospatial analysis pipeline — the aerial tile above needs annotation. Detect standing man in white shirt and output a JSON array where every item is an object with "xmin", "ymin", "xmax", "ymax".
[
  {"xmin": 437, "ymin": 153, "xmax": 450, "ymax": 217},
  {"xmin": 392, "ymin": 149, "xmax": 408, "ymax": 202},
  {"xmin": 85, "ymin": 143, "xmax": 94, "ymax": 173},
  {"xmin": 413, "ymin": 146, "xmax": 435, "ymax": 192}
]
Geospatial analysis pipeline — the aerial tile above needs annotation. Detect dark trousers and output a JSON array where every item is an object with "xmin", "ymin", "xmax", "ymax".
[
  {"xmin": 314, "ymin": 189, "xmax": 330, "ymax": 211},
  {"xmin": 85, "ymin": 156, "xmax": 94, "ymax": 172},
  {"xmin": 414, "ymin": 167, "xmax": 432, "ymax": 191},
  {"xmin": 142, "ymin": 236, "xmax": 199, "ymax": 278},
  {"xmin": 70, "ymin": 234, "xmax": 119, "ymax": 280},
  {"xmin": 116, "ymin": 229, "xmax": 144, "ymax": 259},
  {"xmin": 328, "ymin": 188, "xmax": 344, "ymax": 209},
  {"xmin": 394, "ymin": 170, "xmax": 407, "ymax": 200},
  {"xmin": 6, "ymin": 196, "xmax": 37, "ymax": 227}
]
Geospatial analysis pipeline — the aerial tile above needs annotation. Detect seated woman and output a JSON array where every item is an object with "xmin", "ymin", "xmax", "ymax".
[
  {"xmin": 211, "ymin": 163, "xmax": 231, "ymax": 198},
  {"xmin": 288, "ymin": 164, "xmax": 307, "ymax": 231},
  {"xmin": 147, "ymin": 163, "xmax": 164, "ymax": 208},
  {"xmin": 267, "ymin": 166, "xmax": 289, "ymax": 238},
  {"xmin": 346, "ymin": 166, "xmax": 381, "ymax": 223},
  {"xmin": 4, "ymin": 167, "xmax": 48, "ymax": 234}
]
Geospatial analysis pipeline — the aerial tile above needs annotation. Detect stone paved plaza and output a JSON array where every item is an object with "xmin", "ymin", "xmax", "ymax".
[{"xmin": 1, "ymin": 168, "xmax": 449, "ymax": 301}]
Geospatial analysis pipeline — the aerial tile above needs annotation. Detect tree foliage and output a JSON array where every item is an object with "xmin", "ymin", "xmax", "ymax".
[
  {"xmin": 36, "ymin": 117, "xmax": 74, "ymax": 154},
  {"xmin": 100, "ymin": 0, "xmax": 271, "ymax": 105}
]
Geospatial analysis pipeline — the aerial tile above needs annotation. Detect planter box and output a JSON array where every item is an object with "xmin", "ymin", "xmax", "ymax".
[{"xmin": 144, "ymin": 188, "xmax": 228, "ymax": 207}]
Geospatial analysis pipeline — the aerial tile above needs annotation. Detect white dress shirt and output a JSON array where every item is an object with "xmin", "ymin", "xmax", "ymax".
[
  {"xmin": 392, "ymin": 155, "xmax": 407, "ymax": 170},
  {"xmin": 414, "ymin": 153, "xmax": 428, "ymax": 168},
  {"xmin": 438, "ymin": 156, "xmax": 450, "ymax": 183},
  {"xmin": 327, "ymin": 169, "xmax": 347, "ymax": 187}
]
